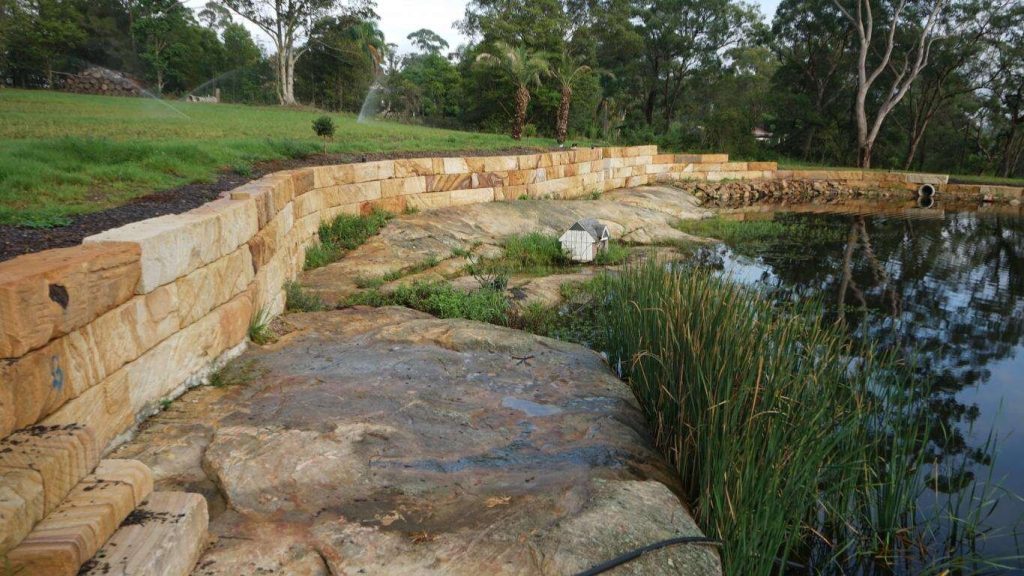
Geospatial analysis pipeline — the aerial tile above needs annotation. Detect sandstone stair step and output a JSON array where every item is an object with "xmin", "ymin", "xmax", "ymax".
[
  {"xmin": 0, "ymin": 423, "xmax": 100, "ymax": 555},
  {"xmin": 79, "ymin": 491, "xmax": 209, "ymax": 576},
  {"xmin": 3, "ymin": 459, "xmax": 153, "ymax": 576}
]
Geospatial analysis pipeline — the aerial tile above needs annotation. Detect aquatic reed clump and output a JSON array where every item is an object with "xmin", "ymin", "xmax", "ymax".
[{"xmin": 593, "ymin": 261, "xmax": 973, "ymax": 574}]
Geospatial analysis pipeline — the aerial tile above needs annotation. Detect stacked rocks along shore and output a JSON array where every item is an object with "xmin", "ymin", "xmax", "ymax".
[{"xmin": 1, "ymin": 145, "xmax": 1020, "ymax": 575}]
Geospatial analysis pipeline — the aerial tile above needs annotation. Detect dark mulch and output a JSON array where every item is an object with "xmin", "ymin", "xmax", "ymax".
[{"xmin": 0, "ymin": 147, "xmax": 558, "ymax": 262}]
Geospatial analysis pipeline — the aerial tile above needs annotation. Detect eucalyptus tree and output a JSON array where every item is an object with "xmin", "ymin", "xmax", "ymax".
[
  {"xmin": 475, "ymin": 42, "xmax": 550, "ymax": 140},
  {"xmin": 218, "ymin": 0, "xmax": 374, "ymax": 105},
  {"xmin": 830, "ymin": 0, "xmax": 947, "ymax": 167}
]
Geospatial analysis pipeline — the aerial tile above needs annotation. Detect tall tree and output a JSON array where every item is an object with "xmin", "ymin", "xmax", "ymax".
[
  {"xmin": 406, "ymin": 28, "xmax": 448, "ymax": 56},
  {"xmin": 218, "ymin": 0, "xmax": 374, "ymax": 105},
  {"xmin": 548, "ymin": 54, "xmax": 592, "ymax": 143},
  {"xmin": 832, "ymin": 0, "xmax": 947, "ymax": 167},
  {"xmin": 475, "ymin": 42, "xmax": 550, "ymax": 140},
  {"xmin": 132, "ymin": 0, "xmax": 192, "ymax": 94},
  {"xmin": 633, "ymin": 0, "xmax": 758, "ymax": 127}
]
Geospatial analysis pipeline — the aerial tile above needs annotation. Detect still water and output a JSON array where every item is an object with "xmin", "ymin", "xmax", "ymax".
[{"xmin": 698, "ymin": 202, "xmax": 1024, "ymax": 570}]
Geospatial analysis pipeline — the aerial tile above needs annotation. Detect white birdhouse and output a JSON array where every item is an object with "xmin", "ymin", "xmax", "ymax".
[{"xmin": 560, "ymin": 219, "xmax": 610, "ymax": 262}]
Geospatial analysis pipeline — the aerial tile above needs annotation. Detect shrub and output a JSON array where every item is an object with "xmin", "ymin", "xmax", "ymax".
[{"xmin": 312, "ymin": 116, "xmax": 335, "ymax": 155}]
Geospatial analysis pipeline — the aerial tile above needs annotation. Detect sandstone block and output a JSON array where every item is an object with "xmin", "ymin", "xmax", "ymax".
[
  {"xmin": 517, "ymin": 154, "xmax": 541, "ymax": 170},
  {"xmin": 0, "ymin": 468, "xmax": 44, "ymax": 554},
  {"xmin": 41, "ymin": 368, "xmax": 135, "ymax": 453},
  {"xmin": 747, "ymin": 162, "xmax": 778, "ymax": 171},
  {"xmin": 324, "ymin": 181, "xmax": 382, "ymax": 208},
  {"xmin": 393, "ymin": 158, "xmax": 436, "ymax": 178},
  {"xmin": 0, "ymin": 243, "xmax": 141, "ymax": 358},
  {"xmin": 1, "ymin": 284, "xmax": 180, "ymax": 434},
  {"xmin": 84, "ymin": 199, "xmax": 258, "ymax": 294},
  {"xmin": 380, "ymin": 176, "xmax": 427, "ymax": 198},
  {"xmin": 427, "ymin": 173, "xmax": 472, "ymax": 192},
  {"xmin": 5, "ymin": 459, "xmax": 153, "ymax": 576},
  {"xmin": 450, "ymin": 188, "xmax": 494, "ymax": 206},
  {"xmin": 248, "ymin": 204, "xmax": 294, "ymax": 272},
  {"xmin": 291, "ymin": 169, "xmax": 315, "ymax": 196},
  {"xmin": 368, "ymin": 196, "xmax": 407, "ymax": 214},
  {"xmin": 472, "ymin": 171, "xmax": 508, "ymax": 188},
  {"xmin": 0, "ymin": 424, "xmax": 99, "ymax": 521},
  {"xmin": 406, "ymin": 191, "xmax": 451, "ymax": 211},
  {"xmin": 78, "ymin": 492, "xmax": 208, "ymax": 576},
  {"xmin": 442, "ymin": 157, "xmax": 469, "ymax": 174},
  {"xmin": 129, "ymin": 290, "xmax": 252, "ymax": 416},
  {"xmin": 293, "ymin": 188, "xmax": 324, "ymax": 218},
  {"xmin": 175, "ymin": 246, "xmax": 254, "ymax": 326},
  {"xmin": 905, "ymin": 172, "xmax": 949, "ymax": 185}
]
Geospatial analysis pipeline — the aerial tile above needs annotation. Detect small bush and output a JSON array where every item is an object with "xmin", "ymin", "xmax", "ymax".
[
  {"xmin": 284, "ymin": 281, "xmax": 326, "ymax": 312},
  {"xmin": 402, "ymin": 204, "xmax": 420, "ymax": 215},
  {"xmin": 589, "ymin": 190, "xmax": 602, "ymax": 200},
  {"xmin": 312, "ymin": 116, "xmax": 335, "ymax": 154}
]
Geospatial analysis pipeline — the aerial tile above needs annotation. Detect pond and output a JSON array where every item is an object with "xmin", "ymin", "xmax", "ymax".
[{"xmin": 695, "ymin": 201, "xmax": 1024, "ymax": 571}]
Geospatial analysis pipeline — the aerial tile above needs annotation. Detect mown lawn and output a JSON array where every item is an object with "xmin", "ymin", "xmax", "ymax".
[
  {"xmin": 0, "ymin": 89, "xmax": 559, "ymax": 227},
  {"xmin": 777, "ymin": 159, "xmax": 1024, "ymax": 187}
]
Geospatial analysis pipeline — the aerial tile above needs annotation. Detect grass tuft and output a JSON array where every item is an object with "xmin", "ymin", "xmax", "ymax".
[
  {"xmin": 284, "ymin": 280, "xmax": 326, "ymax": 312},
  {"xmin": 248, "ymin": 307, "xmax": 276, "ymax": 344},
  {"xmin": 345, "ymin": 281, "xmax": 508, "ymax": 324},
  {"xmin": 304, "ymin": 209, "xmax": 392, "ymax": 270}
]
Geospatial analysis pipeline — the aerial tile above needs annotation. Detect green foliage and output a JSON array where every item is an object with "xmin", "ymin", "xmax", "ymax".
[
  {"xmin": 312, "ymin": 115, "xmax": 335, "ymax": 154},
  {"xmin": 593, "ymin": 241, "xmax": 629, "ymax": 265},
  {"xmin": 346, "ymin": 281, "xmax": 509, "ymax": 324},
  {"xmin": 491, "ymin": 232, "xmax": 571, "ymax": 274},
  {"xmin": 570, "ymin": 262, "xmax": 988, "ymax": 574},
  {"xmin": 304, "ymin": 208, "xmax": 392, "ymax": 270},
  {"xmin": 284, "ymin": 280, "xmax": 326, "ymax": 312},
  {"xmin": 0, "ymin": 90, "xmax": 558, "ymax": 226},
  {"xmin": 248, "ymin": 307, "xmax": 275, "ymax": 345},
  {"xmin": 676, "ymin": 215, "xmax": 846, "ymax": 255},
  {"xmin": 312, "ymin": 116, "xmax": 335, "ymax": 138}
]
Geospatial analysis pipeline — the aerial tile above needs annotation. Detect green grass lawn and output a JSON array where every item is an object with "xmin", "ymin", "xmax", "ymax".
[{"xmin": 0, "ymin": 89, "xmax": 560, "ymax": 227}]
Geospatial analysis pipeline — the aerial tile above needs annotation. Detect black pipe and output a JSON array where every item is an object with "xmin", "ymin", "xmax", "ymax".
[{"xmin": 573, "ymin": 536, "xmax": 723, "ymax": 576}]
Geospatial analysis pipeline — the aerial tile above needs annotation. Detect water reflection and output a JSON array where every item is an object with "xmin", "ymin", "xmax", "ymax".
[{"xmin": 697, "ymin": 202, "xmax": 1024, "ymax": 568}]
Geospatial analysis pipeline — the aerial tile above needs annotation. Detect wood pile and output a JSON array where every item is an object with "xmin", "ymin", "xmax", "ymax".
[{"xmin": 62, "ymin": 67, "xmax": 143, "ymax": 97}]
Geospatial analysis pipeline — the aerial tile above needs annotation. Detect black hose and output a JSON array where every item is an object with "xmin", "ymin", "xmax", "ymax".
[{"xmin": 573, "ymin": 535, "xmax": 723, "ymax": 576}]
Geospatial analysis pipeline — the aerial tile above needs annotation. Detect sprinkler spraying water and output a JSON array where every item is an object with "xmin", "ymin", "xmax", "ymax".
[{"xmin": 357, "ymin": 82, "xmax": 384, "ymax": 123}]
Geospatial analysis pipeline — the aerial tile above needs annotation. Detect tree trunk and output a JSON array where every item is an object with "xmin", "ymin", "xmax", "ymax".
[
  {"xmin": 156, "ymin": 68, "xmax": 163, "ymax": 95},
  {"xmin": 282, "ymin": 53, "xmax": 297, "ymax": 105},
  {"xmin": 512, "ymin": 84, "xmax": 530, "ymax": 140},
  {"xmin": 556, "ymin": 85, "xmax": 572, "ymax": 144},
  {"xmin": 858, "ymin": 142, "xmax": 872, "ymax": 169}
]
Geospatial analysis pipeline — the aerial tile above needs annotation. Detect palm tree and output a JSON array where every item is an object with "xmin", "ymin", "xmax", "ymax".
[
  {"xmin": 548, "ymin": 56, "xmax": 592, "ymax": 144},
  {"xmin": 475, "ymin": 42, "xmax": 550, "ymax": 140}
]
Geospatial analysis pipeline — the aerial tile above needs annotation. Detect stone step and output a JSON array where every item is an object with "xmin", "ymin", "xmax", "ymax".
[
  {"xmin": 0, "ymin": 423, "xmax": 99, "ymax": 554},
  {"xmin": 3, "ymin": 459, "xmax": 153, "ymax": 576},
  {"xmin": 79, "ymin": 492, "xmax": 209, "ymax": 576}
]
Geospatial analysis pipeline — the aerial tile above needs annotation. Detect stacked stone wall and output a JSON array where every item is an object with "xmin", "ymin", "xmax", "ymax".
[{"xmin": 5, "ymin": 145, "xmax": 1018, "ymax": 458}]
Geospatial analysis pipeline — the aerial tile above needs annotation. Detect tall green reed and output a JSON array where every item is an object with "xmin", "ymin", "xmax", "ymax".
[{"xmin": 592, "ymin": 260, "xmax": 984, "ymax": 574}]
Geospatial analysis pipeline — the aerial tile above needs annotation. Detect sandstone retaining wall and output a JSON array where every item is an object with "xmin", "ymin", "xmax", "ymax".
[{"xmin": 2, "ymin": 146, "xmax": 1015, "ymax": 455}]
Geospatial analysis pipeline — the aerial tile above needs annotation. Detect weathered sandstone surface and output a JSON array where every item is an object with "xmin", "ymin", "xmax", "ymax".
[
  {"xmin": 111, "ymin": 307, "xmax": 722, "ymax": 575},
  {"xmin": 302, "ymin": 185, "xmax": 709, "ymax": 305}
]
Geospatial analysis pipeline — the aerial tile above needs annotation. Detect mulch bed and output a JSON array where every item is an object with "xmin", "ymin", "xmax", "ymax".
[{"xmin": 0, "ymin": 147, "xmax": 556, "ymax": 262}]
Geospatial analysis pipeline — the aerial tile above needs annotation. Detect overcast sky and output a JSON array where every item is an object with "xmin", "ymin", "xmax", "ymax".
[{"xmin": 187, "ymin": 0, "xmax": 782, "ymax": 56}]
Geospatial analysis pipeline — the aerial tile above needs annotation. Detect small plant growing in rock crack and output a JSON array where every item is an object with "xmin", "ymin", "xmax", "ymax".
[
  {"xmin": 589, "ymin": 190, "xmax": 602, "ymax": 200},
  {"xmin": 450, "ymin": 246, "xmax": 472, "ymax": 258},
  {"xmin": 402, "ymin": 204, "xmax": 420, "ymax": 215},
  {"xmin": 159, "ymin": 398, "xmax": 172, "ymax": 411},
  {"xmin": 312, "ymin": 116, "xmax": 335, "ymax": 155},
  {"xmin": 248, "ymin": 306, "xmax": 276, "ymax": 345},
  {"xmin": 285, "ymin": 280, "xmax": 326, "ymax": 312}
]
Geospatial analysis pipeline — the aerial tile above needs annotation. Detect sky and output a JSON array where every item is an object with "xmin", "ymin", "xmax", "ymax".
[{"xmin": 188, "ymin": 0, "xmax": 782, "ymax": 56}]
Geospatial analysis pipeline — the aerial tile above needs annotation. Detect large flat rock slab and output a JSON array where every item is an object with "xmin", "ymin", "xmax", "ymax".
[
  {"xmin": 111, "ymin": 307, "xmax": 721, "ymax": 575},
  {"xmin": 301, "ymin": 185, "xmax": 709, "ymax": 304}
]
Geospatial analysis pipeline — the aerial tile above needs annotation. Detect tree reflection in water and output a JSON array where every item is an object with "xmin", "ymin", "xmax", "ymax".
[{"xmin": 697, "ymin": 205, "xmax": 1024, "ymax": 564}]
